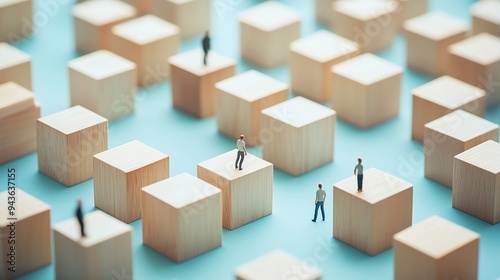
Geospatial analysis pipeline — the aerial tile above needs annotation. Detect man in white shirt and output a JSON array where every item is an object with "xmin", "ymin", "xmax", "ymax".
[
  {"xmin": 312, "ymin": 183, "xmax": 326, "ymax": 222},
  {"xmin": 354, "ymin": 158, "xmax": 363, "ymax": 192},
  {"xmin": 235, "ymin": 135, "xmax": 247, "ymax": 170}
]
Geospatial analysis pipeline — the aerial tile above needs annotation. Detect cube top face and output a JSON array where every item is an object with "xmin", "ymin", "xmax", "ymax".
[
  {"xmin": 169, "ymin": 0, "xmax": 193, "ymax": 4},
  {"xmin": 0, "ymin": 81, "xmax": 34, "ymax": 118},
  {"xmin": 37, "ymin": 105, "xmax": 107, "ymax": 135},
  {"xmin": 412, "ymin": 75, "xmax": 486, "ymax": 109},
  {"xmin": 393, "ymin": 216, "xmax": 480, "ymax": 259},
  {"xmin": 261, "ymin": 96, "xmax": 335, "ymax": 128},
  {"xmin": 332, "ymin": 53, "xmax": 402, "ymax": 86},
  {"xmin": 333, "ymin": 0, "xmax": 397, "ymax": 21},
  {"xmin": 142, "ymin": 172, "xmax": 221, "ymax": 209},
  {"xmin": 0, "ymin": 189, "xmax": 50, "ymax": 227},
  {"xmin": 197, "ymin": 150, "xmax": 272, "ymax": 180},
  {"xmin": 68, "ymin": 50, "xmax": 136, "ymax": 80},
  {"xmin": 0, "ymin": 0, "xmax": 28, "ymax": 8},
  {"xmin": 112, "ymin": 15, "xmax": 180, "ymax": 46},
  {"xmin": 72, "ymin": 0, "xmax": 137, "ymax": 26},
  {"xmin": 404, "ymin": 12, "xmax": 468, "ymax": 41},
  {"xmin": 449, "ymin": 33, "xmax": 500, "ymax": 66},
  {"xmin": 334, "ymin": 168, "xmax": 413, "ymax": 205},
  {"xmin": 471, "ymin": 0, "xmax": 500, "ymax": 25},
  {"xmin": 94, "ymin": 140, "xmax": 168, "ymax": 172},
  {"xmin": 289, "ymin": 30, "xmax": 359, "ymax": 63},
  {"xmin": 425, "ymin": 110, "xmax": 499, "ymax": 142},
  {"xmin": 215, "ymin": 70, "xmax": 288, "ymax": 102},
  {"xmin": 235, "ymin": 250, "xmax": 322, "ymax": 280},
  {"xmin": 53, "ymin": 210, "xmax": 132, "ymax": 247},
  {"xmin": 168, "ymin": 49, "xmax": 235, "ymax": 76},
  {"xmin": 455, "ymin": 140, "xmax": 500, "ymax": 174},
  {"xmin": 0, "ymin": 42, "xmax": 30, "ymax": 70},
  {"xmin": 238, "ymin": 1, "xmax": 301, "ymax": 32}
]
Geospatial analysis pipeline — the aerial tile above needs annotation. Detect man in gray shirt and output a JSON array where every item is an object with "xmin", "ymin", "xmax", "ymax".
[
  {"xmin": 312, "ymin": 183, "xmax": 326, "ymax": 222},
  {"xmin": 354, "ymin": 158, "xmax": 363, "ymax": 192}
]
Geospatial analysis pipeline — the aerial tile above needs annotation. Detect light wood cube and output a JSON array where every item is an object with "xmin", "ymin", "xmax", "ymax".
[
  {"xmin": 331, "ymin": 53, "xmax": 403, "ymax": 128},
  {"xmin": 453, "ymin": 140, "xmax": 500, "ymax": 224},
  {"xmin": 0, "ymin": 82, "xmax": 40, "ymax": 164},
  {"xmin": 93, "ymin": 140, "xmax": 169, "ymax": 223},
  {"xmin": 141, "ymin": 172, "xmax": 222, "ymax": 262},
  {"xmin": 68, "ymin": 50, "xmax": 137, "ymax": 121},
  {"xmin": 235, "ymin": 250, "xmax": 322, "ymax": 280},
  {"xmin": 0, "ymin": 189, "xmax": 51, "ymax": 279},
  {"xmin": 396, "ymin": 0, "xmax": 428, "ymax": 22},
  {"xmin": 239, "ymin": 1, "xmax": 301, "ymax": 68},
  {"xmin": 53, "ymin": 210, "xmax": 133, "ymax": 280},
  {"xmin": 448, "ymin": 33, "xmax": 500, "ymax": 107},
  {"xmin": 37, "ymin": 105, "xmax": 108, "ymax": 187},
  {"xmin": 197, "ymin": 150, "xmax": 273, "ymax": 230},
  {"xmin": 333, "ymin": 168, "xmax": 413, "ymax": 255},
  {"xmin": 315, "ymin": 0, "xmax": 336, "ymax": 25},
  {"xmin": 151, "ymin": 0, "xmax": 210, "ymax": 39},
  {"xmin": 262, "ymin": 96, "xmax": 336, "ymax": 176},
  {"xmin": 412, "ymin": 75, "xmax": 486, "ymax": 142},
  {"xmin": 471, "ymin": 0, "xmax": 500, "ymax": 37},
  {"xmin": 111, "ymin": 15, "xmax": 179, "ymax": 87},
  {"xmin": 393, "ymin": 216, "xmax": 480, "ymax": 280},
  {"xmin": 123, "ymin": 0, "xmax": 151, "ymax": 15},
  {"xmin": 404, "ymin": 12, "xmax": 467, "ymax": 77},
  {"xmin": 72, "ymin": 0, "xmax": 137, "ymax": 54},
  {"xmin": 0, "ymin": 42, "xmax": 32, "ymax": 90},
  {"xmin": 289, "ymin": 30, "xmax": 360, "ymax": 103},
  {"xmin": 332, "ymin": 0, "xmax": 399, "ymax": 52},
  {"xmin": 0, "ymin": 0, "xmax": 33, "ymax": 42},
  {"xmin": 169, "ymin": 49, "xmax": 236, "ymax": 118},
  {"xmin": 424, "ymin": 109, "xmax": 499, "ymax": 188},
  {"xmin": 216, "ymin": 70, "xmax": 288, "ymax": 146}
]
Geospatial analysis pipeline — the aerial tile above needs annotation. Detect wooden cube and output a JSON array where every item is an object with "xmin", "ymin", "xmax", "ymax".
[
  {"xmin": 424, "ymin": 109, "xmax": 499, "ymax": 188},
  {"xmin": 216, "ymin": 70, "xmax": 288, "ymax": 146},
  {"xmin": 448, "ymin": 33, "xmax": 500, "ymax": 107},
  {"xmin": 72, "ymin": 0, "xmax": 137, "ymax": 54},
  {"xmin": 235, "ymin": 250, "xmax": 322, "ymax": 280},
  {"xmin": 315, "ymin": 0, "xmax": 336, "ymax": 25},
  {"xmin": 471, "ymin": 0, "xmax": 500, "ymax": 37},
  {"xmin": 453, "ymin": 140, "xmax": 500, "ymax": 224},
  {"xmin": 239, "ymin": 1, "xmax": 301, "ymax": 68},
  {"xmin": 0, "ymin": 82, "xmax": 40, "ymax": 164},
  {"xmin": 151, "ymin": 0, "xmax": 210, "ymax": 39},
  {"xmin": 396, "ymin": 0, "xmax": 428, "ymax": 22},
  {"xmin": 93, "ymin": 140, "xmax": 169, "ymax": 223},
  {"xmin": 37, "ymin": 105, "xmax": 108, "ymax": 187},
  {"xmin": 197, "ymin": 150, "xmax": 273, "ymax": 230},
  {"xmin": 111, "ymin": 15, "xmax": 179, "ymax": 87},
  {"xmin": 53, "ymin": 210, "xmax": 133, "ymax": 280},
  {"xmin": 331, "ymin": 53, "xmax": 403, "ymax": 128},
  {"xmin": 404, "ymin": 12, "xmax": 467, "ymax": 77},
  {"xmin": 0, "ymin": 42, "xmax": 32, "ymax": 90},
  {"xmin": 333, "ymin": 168, "xmax": 413, "ymax": 255},
  {"xmin": 332, "ymin": 0, "xmax": 399, "ymax": 52},
  {"xmin": 0, "ymin": 189, "xmax": 51, "ymax": 279},
  {"xmin": 123, "ymin": 0, "xmax": 151, "ymax": 15},
  {"xmin": 412, "ymin": 75, "xmax": 486, "ymax": 142},
  {"xmin": 0, "ymin": 0, "xmax": 33, "ymax": 42},
  {"xmin": 393, "ymin": 216, "xmax": 479, "ymax": 280},
  {"xmin": 141, "ymin": 172, "xmax": 222, "ymax": 262},
  {"xmin": 68, "ymin": 50, "xmax": 137, "ymax": 121},
  {"xmin": 289, "ymin": 30, "xmax": 360, "ymax": 103},
  {"xmin": 169, "ymin": 49, "xmax": 236, "ymax": 118},
  {"xmin": 262, "ymin": 97, "xmax": 336, "ymax": 176}
]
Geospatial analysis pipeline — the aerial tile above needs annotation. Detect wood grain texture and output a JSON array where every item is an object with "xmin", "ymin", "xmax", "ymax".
[
  {"xmin": 424, "ymin": 110, "xmax": 499, "ymax": 188},
  {"xmin": 53, "ymin": 210, "xmax": 133, "ymax": 280},
  {"xmin": 0, "ymin": 0, "xmax": 33, "ymax": 42},
  {"xmin": 37, "ymin": 105, "xmax": 108, "ymax": 187},
  {"xmin": 471, "ymin": 0, "xmax": 500, "ymax": 37},
  {"xmin": 333, "ymin": 168, "xmax": 413, "ymax": 255},
  {"xmin": 197, "ymin": 150, "xmax": 273, "ymax": 230},
  {"xmin": 151, "ymin": 0, "xmax": 210, "ymax": 39},
  {"xmin": 0, "ymin": 189, "xmax": 51, "ymax": 279},
  {"xmin": 141, "ymin": 173, "xmax": 222, "ymax": 262},
  {"xmin": 0, "ymin": 42, "xmax": 32, "ymax": 90},
  {"xmin": 393, "ymin": 216, "xmax": 479, "ymax": 280},
  {"xmin": 93, "ymin": 140, "xmax": 169, "ymax": 223},
  {"xmin": 216, "ymin": 70, "xmax": 289, "ymax": 146},
  {"xmin": 452, "ymin": 140, "xmax": 500, "ymax": 224}
]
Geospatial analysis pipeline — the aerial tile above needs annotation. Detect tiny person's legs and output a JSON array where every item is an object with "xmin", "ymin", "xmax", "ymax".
[
  {"xmin": 357, "ymin": 174, "xmax": 363, "ymax": 191},
  {"xmin": 235, "ymin": 151, "xmax": 241, "ymax": 168},
  {"xmin": 312, "ymin": 202, "xmax": 320, "ymax": 222},
  {"xmin": 238, "ymin": 151, "xmax": 245, "ymax": 170},
  {"xmin": 320, "ymin": 201, "xmax": 325, "ymax": 221}
]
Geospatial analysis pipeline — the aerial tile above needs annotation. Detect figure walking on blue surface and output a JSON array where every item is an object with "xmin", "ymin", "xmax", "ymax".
[
  {"xmin": 202, "ymin": 31, "xmax": 211, "ymax": 65},
  {"xmin": 354, "ymin": 158, "xmax": 363, "ymax": 192},
  {"xmin": 312, "ymin": 183, "xmax": 326, "ymax": 222},
  {"xmin": 76, "ymin": 199, "xmax": 86, "ymax": 238},
  {"xmin": 235, "ymin": 135, "xmax": 247, "ymax": 170}
]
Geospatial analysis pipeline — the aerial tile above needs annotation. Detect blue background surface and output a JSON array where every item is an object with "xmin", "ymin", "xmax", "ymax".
[{"xmin": 1, "ymin": 0, "xmax": 499, "ymax": 279}]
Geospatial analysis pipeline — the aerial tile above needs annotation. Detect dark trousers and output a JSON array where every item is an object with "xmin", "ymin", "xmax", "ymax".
[
  {"xmin": 313, "ymin": 201, "xmax": 325, "ymax": 221},
  {"xmin": 235, "ymin": 151, "xmax": 245, "ymax": 169},
  {"xmin": 203, "ymin": 48, "xmax": 209, "ymax": 65},
  {"xmin": 357, "ymin": 174, "xmax": 363, "ymax": 190},
  {"xmin": 77, "ymin": 217, "xmax": 85, "ymax": 237}
]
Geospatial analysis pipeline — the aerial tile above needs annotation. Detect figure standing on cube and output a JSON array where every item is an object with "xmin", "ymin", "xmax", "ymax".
[
  {"xmin": 312, "ymin": 183, "xmax": 326, "ymax": 222},
  {"xmin": 76, "ymin": 199, "xmax": 86, "ymax": 238},
  {"xmin": 235, "ymin": 135, "xmax": 247, "ymax": 170},
  {"xmin": 354, "ymin": 158, "xmax": 363, "ymax": 192},
  {"xmin": 202, "ymin": 31, "xmax": 210, "ymax": 65}
]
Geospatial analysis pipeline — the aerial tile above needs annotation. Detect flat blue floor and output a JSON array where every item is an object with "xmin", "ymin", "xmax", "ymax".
[{"xmin": 2, "ymin": 0, "xmax": 500, "ymax": 279}]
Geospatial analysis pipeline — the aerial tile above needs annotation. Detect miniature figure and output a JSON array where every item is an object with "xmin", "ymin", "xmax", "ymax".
[
  {"xmin": 76, "ymin": 199, "xmax": 86, "ymax": 238},
  {"xmin": 312, "ymin": 183, "xmax": 326, "ymax": 222},
  {"xmin": 235, "ymin": 135, "xmax": 247, "ymax": 170},
  {"xmin": 354, "ymin": 158, "xmax": 363, "ymax": 192},
  {"xmin": 202, "ymin": 31, "xmax": 211, "ymax": 65}
]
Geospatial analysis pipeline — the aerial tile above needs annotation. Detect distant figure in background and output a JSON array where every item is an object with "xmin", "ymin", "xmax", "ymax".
[
  {"xmin": 76, "ymin": 199, "xmax": 86, "ymax": 238},
  {"xmin": 312, "ymin": 183, "xmax": 326, "ymax": 222},
  {"xmin": 202, "ymin": 31, "xmax": 211, "ymax": 65},
  {"xmin": 235, "ymin": 135, "xmax": 247, "ymax": 170},
  {"xmin": 354, "ymin": 158, "xmax": 363, "ymax": 192}
]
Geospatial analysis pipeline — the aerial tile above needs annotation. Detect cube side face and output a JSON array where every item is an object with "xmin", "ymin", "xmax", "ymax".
[
  {"xmin": 98, "ymin": 70, "xmax": 137, "ymax": 121},
  {"xmin": 266, "ymin": 22, "xmax": 301, "ymax": 68},
  {"xmin": 289, "ymin": 51, "xmax": 325, "ymax": 103},
  {"xmin": 331, "ymin": 73, "xmax": 368, "ymax": 128},
  {"xmin": 216, "ymin": 89, "xmax": 253, "ymax": 145},
  {"xmin": 436, "ymin": 238, "xmax": 479, "ymax": 280},
  {"xmin": 405, "ymin": 31, "xmax": 439, "ymax": 76},
  {"xmin": 0, "ymin": 0, "xmax": 33, "ymax": 42},
  {"xmin": 199, "ymin": 65, "xmax": 236, "ymax": 118},
  {"xmin": 69, "ymin": 68, "xmax": 100, "ymax": 114},
  {"xmin": 173, "ymin": 0, "xmax": 210, "ymax": 39},
  {"xmin": 93, "ymin": 158, "xmax": 128, "ymax": 221},
  {"xmin": 331, "ymin": 11, "xmax": 362, "ymax": 49},
  {"xmin": 436, "ymin": 32, "xmax": 467, "ymax": 76},
  {"xmin": 54, "ymin": 229, "xmax": 87, "ymax": 280},
  {"xmin": 249, "ymin": 89, "xmax": 288, "ymax": 146},
  {"xmin": 360, "ymin": 13, "xmax": 397, "ymax": 52},
  {"xmin": 140, "ymin": 35, "xmax": 180, "ymax": 86},
  {"xmin": 0, "ymin": 60, "xmax": 32, "ymax": 91},
  {"xmin": 110, "ymin": 34, "xmax": 142, "ymax": 83},
  {"xmin": 315, "ymin": 0, "xmax": 334, "ymax": 25},
  {"xmin": 170, "ymin": 64, "xmax": 202, "ymax": 117},
  {"xmin": 464, "ymin": 128, "xmax": 499, "ymax": 150},
  {"xmin": 366, "ymin": 73, "xmax": 402, "ymax": 127},
  {"xmin": 472, "ymin": 16, "xmax": 500, "ymax": 37},
  {"xmin": 74, "ymin": 17, "xmax": 100, "ymax": 54},
  {"xmin": 411, "ymin": 94, "xmax": 449, "ymax": 142},
  {"xmin": 37, "ymin": 120, "xmax": 69, "ymax": 185},
  {"xmin": 393, "ymin": 238, "xmax": 438, "ymax": 280}
]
